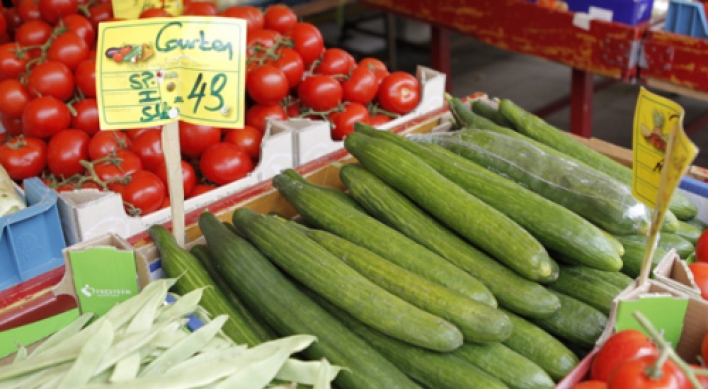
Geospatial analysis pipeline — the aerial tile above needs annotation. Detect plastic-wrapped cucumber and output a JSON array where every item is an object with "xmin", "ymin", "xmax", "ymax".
[{"xmin": 612, "ymin": 235, "xmax": 668, "ymax": 278}]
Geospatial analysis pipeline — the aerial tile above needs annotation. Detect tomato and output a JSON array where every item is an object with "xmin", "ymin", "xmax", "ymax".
[
  {"xmin": 178, "ymin": 121, "xmax": 221, "ymax": 158},
  {"xmin": 154, "ymin": 159, "xmax": 197, "ymax": 197},
  {"xmin": 125, "ymin": 126, "xmax": 160, "ymax": 140},
  {"xmin": 117, "ymin": 170, "xmax": 165, "ymax": 216},
  {"xmin": 17, "ymin": 0, "xmax": 41, "ymax": 22},
  {"xmin": 329, "ymin": 102, "xmax": 370, "ymax": 141},
  {"xmin": 129, "ymin": 129, "xmax": 164, "ymax": 172},
  {"xmin": 183, "ymin": 1, "xmax": 217, "ymax": 16},
  {"xmin": 221, "ymin": 6, "xmax": 263, "ymax": 33},
  {"xmin": 0, "ymin": 79, "xmax": 31, "ymax": 118},
  {"xmin": 38, "ymin": 0, "xmax": 78, "ymax": 25},
  {"xmin": 1, "ymin": 112, "xmax": 23, "ymax": 136},
  {"xmin": 591, "ymin": 329, "xmax": 657, "ymax": 381},
  {"xmin": 22, "ymin": 96, "xmax": 72, "ymax": 139},
  {"xmin": 315, "ymin": 48, "xmax": 355, "ymax": 76},
  {"xmin": 569, "ymin": 381, "xmax": 607, "ymax": 389},
  {"xmin": 247, "ymin": 65, "xmax": 289, "ymax": 105},
  {"xmin": 285, "ymin": 100, "xmax": 301, "ymax": 118},
  {"xmin": 200, "ymin": 142, "xmax": 254, "ymax": 185},
  {"xmin": 245, "ymin": 103, "xmax": 286, "ymax": 133},
  {"xmin": 0, "ymin": 43, "xmax": 29, "ymax": 80},
  {"xmin": 246, "ymin": 29, "xmax": 280, "ymax": 56},
  {"xmin": 287, "ymin": 22, "xmax": 324, "ymax": 66},
  {"xmin": 342, "ymin": 66, "xmax": 378, "ymax": 105},
  {"xmin": 71, "ymin": 98, "xmax": 100, "ymax": 136},
  {"xmin": 62, "ymin": 14, "xmax": 95, "ymax": 48},
  {"xmin": 47, "ymin": 129, "xmax": 90, "ymax": 178},
  {"xmin": 358, "ymin": 57, "xmax": 390, "ymax": 84},
  {"xmin": 688, "ymin": 262, "xmax": 708, "ymax": 299},
  {"xmin": 3, "ymin": 7, "xmax": 23, "ymax": 35},
  {"xmin": 139, "ymin": 8, "xmax": 172, "ymax": 18},
  {"xmin": 27, "ymin": 61, "xmax": 75, "ymax": 102},
  {"xmin": 272, "ymin": 47, "xmax": 303, "ymax": 88},
  {"xmin": 298, "ymin": 75, "xmax": 343, "ymax": 111},
  {"xmin": 74, "ymin": 59, "xmax": 96, "ymax": 97},
  {"xmin": 0, "ymin": 10, "xmax": 6, "ymax": 36},
  {"xmin": 369, "ymin": 113, "xmax": 392, "ymax": 127},
  {"xmin": 88, "ymin": 130, "xmax": 130, "ymax": 160},
  {"xmin": 695, "ymin": 229, "xmax": 708, "ymax": 263},
  {"xmin": 47, "ymin": 31, "xmax": 90, "ymax": 71},
  {"xmin": 607, "ymin": 355, "xmax": 689, "ymax": 389},
  {"xmin": 188, "ymin": 183, "xmax": 216, "ymax": 198},
  {"xmin": 15, "ymin": 19, "xmax": 53, "ymax": 48},
  {"xmin": 93, "ymin": 149, "xmax": 142, "ymax": 182},
  {"xmin": 0, "ymin": 136, "xmax": 47, "ymax": 180},
  {"xmin": 377, "ymin": 72, "xmax": 420, "ymax": 115},
  {"xmin": 86, "ymin": 2, "xmax": 113, "ymax": 28},
  {"xmin": 223, "ymin": 125, "xmax": 262, "ymax": 160},
  {"xmin": 264, "ymin": 4, "xmax": 297, "ymax": 34}
]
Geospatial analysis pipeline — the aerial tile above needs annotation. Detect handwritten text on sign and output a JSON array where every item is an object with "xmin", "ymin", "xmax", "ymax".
[{"xmin": 96, "ymin": 17, "xmax": 247, "ymax": 130}]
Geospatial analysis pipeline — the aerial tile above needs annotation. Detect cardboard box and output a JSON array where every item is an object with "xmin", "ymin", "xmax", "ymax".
[{"xmin": 57, "ymin": 66, "xmax": 446, "ymax": 246}]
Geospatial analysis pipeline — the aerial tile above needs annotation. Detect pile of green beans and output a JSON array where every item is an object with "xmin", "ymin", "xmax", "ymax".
[{"xmin": 0, "ymin": 278, "xmax": 341, "ymax": 389}]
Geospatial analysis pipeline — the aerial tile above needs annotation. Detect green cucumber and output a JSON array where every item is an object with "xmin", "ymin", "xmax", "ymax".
[
  {"xmin": 453, "ymin": 343, "xmax": 555, "ymax": 389},
  {"xmin": 501, "ymin": 309, "xmax": 579, "ymax": 382},
  {"xmin": 232, "ymin": 208, "xmax": 464, "ymax": 352},
  {"xmin": 339, "ymin": 162, "xmax": 559, "ymax": 318},
  {"xmin": 560, "ymin": 264, "xmax": 634, "ymax": 290},
  {"xmin": 147, "ymin": 225, "xmax": 268, "ymax": 347},
  {"xmin": 471, "ymin": 100, "xmax": 516, "ymax": 129},
  {"xmin": 532, "ymin": 290, "xmax": 608, "ymax": 350},
  {"xmin": 343, "ymin": 131, "xmax": 558, "ymax": 283},
  {"xmin": 497, "ymin": 98, "xmax": 698, "ymax": 222},
  {"xmin": 617, "ymin": 233, "xmax": 694, "ymax": 258},
  {"xmin": 675, "ymin": 220, "xmax": 703, "ymax": 244},
  {"xmin": 272, "ymin": 170, "xmax": 500, "ymax": 305},
  {"xmin": 613, "ymin": 235, "xmax": 667, "ymax": 278},
  {"xmin": 301, "ymin": 224, "xmax": 512, "ymax": 343},
  {"xmin": 198, "ymin": 211, "xmax": 422, "ymax": 389},
  {"xmin": 685, "ymin": 217, "xmax": 708, "ymax": 231},
  {"xmin": 547, "ymin": 266, "xmax": 623, "ymax": 315}
]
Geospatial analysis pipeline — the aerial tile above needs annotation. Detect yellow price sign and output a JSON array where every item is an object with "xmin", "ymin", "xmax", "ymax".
[
  {"xmin": 95, "ymin": 17, "xmax": 246, "ymax": 130},
  {"xmin": 112, "ymin": 0, "xmax": 183, "ymax": 20}
]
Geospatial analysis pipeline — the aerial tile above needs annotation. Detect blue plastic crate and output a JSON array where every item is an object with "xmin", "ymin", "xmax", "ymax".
[
  {"xmin": 565, "ymin": 0, "xmax": 654, "ymax": 25},
  {"xmin": 664, "ymin": 0, "xmax": 708, "ymax": 39},
  {"xmin": 0, "ymin": 178, "xmax": 67, "ymax": 290}
]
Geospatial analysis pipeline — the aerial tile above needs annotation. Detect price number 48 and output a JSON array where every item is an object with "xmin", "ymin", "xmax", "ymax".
[{"xmin": 187, "ymin": 72, "xmax": 227, "ymax": 114}]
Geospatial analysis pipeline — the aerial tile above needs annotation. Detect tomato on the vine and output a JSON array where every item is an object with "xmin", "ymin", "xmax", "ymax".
[
  {"xmin": 16, "ymin": 0, "xmax": 41, "ymax": 22},
  {"xmin": 183, "ymin": 1, "xmax": 218, "ymax": 16},
  {"xmin": 298, "ymin": 75, "xmax": 342, "ymax": 111},
  {"xmin": 139, "ymin": 8, "xmax": 172, "ymax": 18},
  {"xmin": 287, "ymin": 22, "xmax": 324, "ymax": 66},
  {"xmin": 62, "ymin": 14, "xmax": 96, "ymax": 49},
  {"xmin": 245, "ymin": 103, "xmax": 286, "ymax": 133},
  {"xmin": 154, "ymin": 159, "xmax": 197, "ymax": 197},
  {"xmin": 3, "ymin": 7, "xmax": 23, "ymax": 35},
  {"xmin": 264, "ymin": 4, "xmax": 297, "ymax": 34},
  {"xmin": 342, "ymin": 66, "xmax": 378, "ymax": 105},
  {"xmin": 71, "ymin": 98, "xmax": 100, "ymax": 135},
  {"xmin": 0, "ymin": 43, "xmax": 29, "ymax": 80},
  {"xmin": 94, "ymin": 149, "xmax": 142, "ymax": 182},
  {"xmin": 246, "ymin": 29, "xmax": 280, "ymax": 56},
  {"xmin": 86, "ymin": 2, "xmax": 113, "ymax": 28},
  {"xmin": 22, "ymin": 95, "xmax": 71, "ymax": 139},
  {"xmin": 178, "ymin": 121, "xmax": 222, "ymax": 158},
  {"xmin": 591, "ymin": 329, "xmax": 657, "ymax": 381},
  {"xmin": 0, "ymin": 136, "xmax": 47, "ymax": 180},
  {"xmin": 315, "ymin": 48, "xmax": 355, "ymax": 76},
  {"xmin": 115, "ymin": 170, "xmax": 166, "ymax": 216},
  {"xmin": 14, "ymin": 19, "xmax": 53, "ymax": 49},
  {"xmin": 223, "ymin": 125, "xmax": 262, "ymax": 160},
  {"xmin": 377, "ymin": 72, "xmax": 420, "ymax": 115},
  {"xmin": 75, "ymin": 59, "xmax": 96, "ymax": 97},
  {"xmin": 369, "ymin": 113, "xmax": 392, "ymax": 127},
  {"xmin": 607, "ymin": 355, "xmax": 688, "ymax": 389},
  {"xmin": 188, "ymin": 183, "xmax": 216, "ymax": 198},
  {"xmin": 272, "ymin": 47, "xmax": 303, "ymax": 88},
  {"xmin": 695, "ymin": 229, "xmax": 708, "ymax": 263},
  {"xmin": 247, "ymin": 64, "xmax": 289, "ymax": 105},
  {"xmin": 358, "ymin": 57, "xmax": 390, "ymax": 84},
  {"xmin": 38, "ymin": 0, "xmax": 78, "ymax": 25},
  {"xmin": 329, "ymin": 102, "xmax": 369, "ymax": 141},
  {"xmin": 47, "ymin": 129, "xmax": 90, "ymax": 178},
  {"xmin": 27, "ymin": 60, "xmax": 75, "ymax": 101},
  {"xmin": 129, "ymin": 129, "xmax": 164, "ymax": 172},
  {"xmin": 47, "ymin": 31, "xmax": 90, "ymax": 70},
  {"xmin": 221, "ymin": 6, "xmax": 263, "ymax": 33},
  {"xmin": 200, "ymin": 142, "xmax": 254, "ymax": 185},
  {"xmin": 88, "ymin": 130, "xmax": 130, "ymax": 160},
  {"xmin": 1, "ymin": 112, "xmax": 23, "ymax": 136},
  {"xmin": 0, "ymin": 79, "xmax": 31, "ymax": 118},
  {"xmin": 688, "ymin": 262, "xmax": 708, "ymax": 299}
]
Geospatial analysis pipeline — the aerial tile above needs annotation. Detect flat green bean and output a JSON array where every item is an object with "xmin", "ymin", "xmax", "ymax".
[
  {"xmin": 57, "ymin": 320, "xmax": 113, "ymax": 389},
  {"xmin": 27, "ymin": 313, "xmax": 93, "ymax": 359},
  {"xmin": 275, "ymin": 359, "xmax": 342, "ymax": 385},
  {"xmin": 109, "ymin": 353, "xmax": 141, "ymax": 383}
]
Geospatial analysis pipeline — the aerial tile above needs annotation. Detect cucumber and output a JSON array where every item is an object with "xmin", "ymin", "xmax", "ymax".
[
  {"xmin": 501, "ymin": 309, "xmax": 579, "ymax": 382},
  {"xmin": 338, "ymin": 162, "xmax": 559, "ymax": 318},
  {"xmin": 453, "ymin": 343, "xmax": 555, "ymax": 389},
  {"xmin": 280, "ymin": 168, "xmax": 366, "ymax": 213},
  {"xmin": 547, "ymin": 266, "xmax": 623, "ymax": 315},
  {"xmin": 311, "ymin": 291, "xmax": 510, "ymax": 389},
  {"xmin": 232, "ymin": 208, "xmax": 464, "ymax": 352},
  {"xmin": 343, "ymin": 131, "xmax": 559, "ymax": 283},
  {"xmin": 675, "ymin": 220, "xmax": 703, "ymax": 244},
  {"xmin": 147, "ymin": 225, "xmax": 268, "ymax": 347},
  {"xmin": 613, "ymin": 235, "xmax": 668, "ymax": 278},
  {"xmin": 560, "ymin": 264, "xmax": 634, "ymax": 290},
  {"xmin": 532, "ymin": 290, "xmax": 608, "ymax": 350},
  {"xmin": 617, "ymin": 233, "xmax": 694, "ymax": 258},
  {"xmin": 301, "ymin": 224, "xmax": 512, "ymax": 343},
  {"xmin": 497, "ymin": 98, "xmax": 698, "ymax": 222},
  {"xmin": 470, "ymin": 99, "xmax": 516, "ymax": 129},
  {"xmin": 189, "ymin": 244, "xmax": 277, "ymax": 341},
  {"xmin": 686, "ymin": 217, "xmax": 708, "ymax": 231},
  {"xmin": 272, "ymin": 170, "xmax": 500, "ymax": 305},
  {"xmin": 198, "ymin": 211, "xmax": 423, "ymax": 389}
]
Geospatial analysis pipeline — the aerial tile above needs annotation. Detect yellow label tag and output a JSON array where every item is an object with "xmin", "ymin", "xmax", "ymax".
[
  {"xmin": 631, "ymin": 86, "xmax": 697, "ymax": 209},
  {"xmin": 95, "ymin": 17, "xmax": 246, "ymax": 130},
  {"xmin": 112, "ymin": 0, "xmax": 183, "ymax": 21}
]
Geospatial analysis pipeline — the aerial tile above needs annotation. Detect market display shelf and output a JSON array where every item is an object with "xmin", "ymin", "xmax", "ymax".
[{"xmin": 664, "ymin": 0, "xmax": 708, "ymax": 39}]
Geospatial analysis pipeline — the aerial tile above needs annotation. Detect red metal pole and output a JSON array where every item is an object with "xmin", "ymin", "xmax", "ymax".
[
  {"xmin": 570, "ymin": 68, "xmax": 594, "ymax": 138},
  {"xmin": 430, "ymin": 26, "xmax": 452, "ymax": 93}
]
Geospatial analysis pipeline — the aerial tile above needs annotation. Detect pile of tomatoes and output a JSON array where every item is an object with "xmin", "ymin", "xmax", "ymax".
[
  {"xmin": 0, "ymin": 1, "xmax": 421, "ymax": 216},
  {"xmin": 688, "ymin": 230, "xmax": 708, "ymax": 300}
]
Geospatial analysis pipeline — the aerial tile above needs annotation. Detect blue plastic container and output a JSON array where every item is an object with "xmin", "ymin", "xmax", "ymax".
[
  {"xmin": 565, "ymin": 0, "xmax": 654, "ymax": 25},
  {"xmin": 0, "ymin": 178, "xmax": 67, "ymax": 290},
  {"xmin": 664, "ymin": 0, "xmax": 708, "ymax": 39}
]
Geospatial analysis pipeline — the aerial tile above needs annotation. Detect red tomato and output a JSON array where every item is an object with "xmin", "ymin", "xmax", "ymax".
[
  {"xmin": 88, "ymin": 130, "xmax": 130, "ymax": 160},
  {"xmin": 86, "ymin": 2, "xmax": 113, "ymax": 28},
  {"xmin": 315, "ymin": 48, "xmax": 355, "ymax": 76},
  {"xmin": 188, "ymin": 183, "xmax": 216, "ymax": 198},
  {"xmin": 183, "ymin": 1, "xmax": 217, "ymax": 16},
  {"xmin": 358, "ymin": 57, "xmax": 390, "ymax": 84},
  {"xmin": 273, "ymin": 47, "xmax": 303, "ymax": 88},
  {"xmin": 223, "ymin": 125, "xmax": 262, "ymax": 160},
  {"xmin": 0, "ymin": 136, "xmax": 47, "ymax": 180},
  {"xmin": 74, "ymin": 59, "xmax": 96, "ymax": 98},
  {"xmin": 47, "ymin": 129, "xmax": 90, "ymax": 178},
  {"xmin": 200, "ymin": 142, "xmax": 254, "ymax": 185},
  {"xmin": 1, "ymin": 112, "xmax": 23, "ymax": 136},
  {"xmin": 342, "ymin": 66, "xmax": 378, "ymax": 105},
  {"xmin": 298, "ymin": 75, "xmax": 343, "ymax": 111},
  {"xmin": 264, "ymin": 4, "xmax": 297, "ymax": 34},
  {"xmin": 607, "ymin": 355, "xmax": 689, "ymax": 389},
  {"xmin": 569, "ymin": 381, "xmax": 607, "ymax": 389},
  {"xmin": 591, "ymin": 329, "xmax": 658, "ymax": 381},
  {"xmin": 3, "ymin": 7, "xmax": 23, "ymax": 34},
  {"xmin": 22, "ymin": 96, "xmax": 72, "ymax": 139},
  {"xmin": 329, "ymin": 102, "xmax": 370, "ymax": 141},
  {"xmin": 696, "ymin": 229, "xmax": 708, "ymax": 263},
  {"xmin": 247, "ymin": 65, "xmax": 289, "ymax": 106},
  {"xmin": 245, "ymin": 103, "xmax": 286, "ymax": 133},
  {"xmin": 93, "ymin": 149, "xmax": 142, "ymax": 182},
  {"xmin": 17, "ymin": 0, "xmax": 41, "ymax": 22},
  {"xmin": 221, "ymin": 6, "xmax": 263, "ymax": 33},
  {"xmin": 62, "ymin": 14, "xmax": 95, "ymax": 48},
  {"xmin": 117, "ymin": 170, "xmax": 166, "ymax": 216},
  {"xmin": 178, "ymin": 121, "xmax": 221, "ymax": 158},
  {"xmin": 0, "ymin": 43, "xmax": 29, "ymax": 80},
  {"xmin": 154, "ymin": 159, "xmax": 197, "ymax": 197},
  {"xmin": 27, "ymin": 61, "xmax": 75, "ymax": 102},
  {"xmin": 71, "ymin": 98, "xmax": 100, "ymax": 136},
  {"xmin": 129, "ymin": 129, "xmax": 164, "ymax": 172},
  {"xmin": 139, "ymin": 8, "xmax": 172, "ymax": 18},
  {"xmin": 285, "ymin": 100, "xmax": 301, "ymax": 118},
  {"xmin": 38, "ymin": 0, "xmax": 78, "ymax": 25},
  {"xmin": 125, "ymin": 126, "xmax": 160, "ymax": 140},
  {"xmin": 287, "ymin": 22, "xmax": 324, "ymax": 66},
  {"xmin": 14, "ymin": 19, "xmax": 53, "ymax": 49},
  {"xmin": 246, "ymin": 29, "xmax": 280, "ymax": 56},
  {"xmin": 0, "ymin": 10, "xmax": 6, "ymax": 35},
  {"xmin": 369, "ymin": 113, "xmax": 392, "ymax": 127},
  {"xmin": 47, "ymin": 31, "xmax": 89, "ymax": 71},
  {"xmin": 377, "ymin": 72, "xmax": 420, "ymax": 115},
  {"xmin": 0, "ymin": 79, "xmax": 31, "ymax": 118},
  {"xmin": 689, "ymin": 262, "xmax": 708, "ymax": 299}
]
